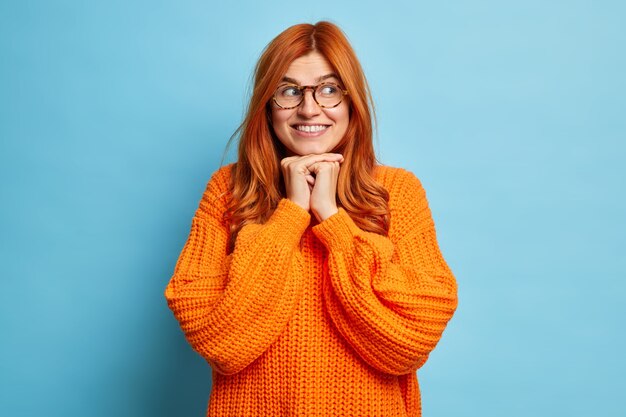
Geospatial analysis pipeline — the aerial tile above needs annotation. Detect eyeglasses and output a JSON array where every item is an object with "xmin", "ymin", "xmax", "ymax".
[{"xmin": 272, "ymin": 82, "xmax": 349, "ymax": 109}]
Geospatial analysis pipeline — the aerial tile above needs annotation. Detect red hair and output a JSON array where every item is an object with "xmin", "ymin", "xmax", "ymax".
[{"xmin": 220, "ymin": 21, "xmax": 390, "ymax": 253}]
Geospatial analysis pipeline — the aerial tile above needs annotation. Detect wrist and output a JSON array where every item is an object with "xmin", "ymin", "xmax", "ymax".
[
  {"xmin": 288, "ymin": 197, "xmax": 309, "ymax": 212},
  {"xmin": 313, "ymin": 205, "xmax": 338, "ymax": 222}
]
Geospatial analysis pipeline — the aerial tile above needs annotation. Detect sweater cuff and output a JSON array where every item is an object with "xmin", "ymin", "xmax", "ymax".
[
  {"xmin": 267, "ymin": 198, "xmax": 311, "ymax": 242},
  {"xmin": 311, "ymin": 207, "xmax": 360, "ymax": 252}
]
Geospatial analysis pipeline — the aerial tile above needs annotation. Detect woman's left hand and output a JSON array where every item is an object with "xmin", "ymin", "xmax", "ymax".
[{"xmin": 308, "ymin": 160, "xmax": 341, "ymax": 222}]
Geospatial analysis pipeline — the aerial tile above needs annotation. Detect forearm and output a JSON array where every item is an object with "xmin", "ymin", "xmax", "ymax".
[
  {"xmin": 313, "ymin": 208, "xmax": 458, "ymax": 375},
  {"xmin": 165, "ymin": 198, "xmax": 311, "ymax": 374}
]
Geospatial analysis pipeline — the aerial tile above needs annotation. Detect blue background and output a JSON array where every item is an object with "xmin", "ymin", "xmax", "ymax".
[{"xmin": 1, "ymin": 1, "xmax": 624, "ymax": 416}]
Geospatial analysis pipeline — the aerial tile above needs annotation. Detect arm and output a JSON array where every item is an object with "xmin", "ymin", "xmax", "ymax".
[
  {"xmin": 311, "ymin": 169, "xmax": 458, "ymax": 376},
  {"xmin": 164, "ymin": 166, "xmax": 311, "ymax": 375}
]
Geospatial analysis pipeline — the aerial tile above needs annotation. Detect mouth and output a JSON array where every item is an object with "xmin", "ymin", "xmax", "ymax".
[{"xmin": 291, "ymin": 124, "xmax": 331, "ymax": 133}]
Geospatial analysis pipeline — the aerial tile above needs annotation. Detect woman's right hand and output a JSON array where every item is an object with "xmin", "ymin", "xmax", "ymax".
[{"xmin": 280, "ymin": 153, "xmax": 344, "ymax": 212}]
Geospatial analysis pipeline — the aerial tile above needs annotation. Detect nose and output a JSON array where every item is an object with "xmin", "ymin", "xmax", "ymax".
[{"xmin": 297, "ymin": 89, "xmax": 321, "ymax": 118}]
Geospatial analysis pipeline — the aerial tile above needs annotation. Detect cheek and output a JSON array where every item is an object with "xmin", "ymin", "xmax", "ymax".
[
  {"xmin": 271, "ymin": 110, "xmax": 293, "ymax": 145},
  {"xmin": 332, "ymin": 107, "xmax": 350, "ymax": 129},
  {"xmin": 330, "ymin": 102, "xmax": 350, "ymax": 126},
  {"xmin": 272, "ymin": 109, "xmax": 290, "ymax": 131},
  {"xmin": 341, "ymin": 110, "xmax": 350, "ymax": 126}
]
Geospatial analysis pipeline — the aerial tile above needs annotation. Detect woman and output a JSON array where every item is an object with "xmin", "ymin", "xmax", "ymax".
[{"xmin": 164, "ymin": 21, "xmax": 458, "ymax": 417}]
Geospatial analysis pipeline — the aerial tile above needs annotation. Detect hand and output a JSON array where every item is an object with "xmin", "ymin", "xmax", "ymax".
[
  {"xmin": 280, "ymin": 153, "xmax": 344, "ymax": 213},
  {"xmin": 309, "ymin": 160, "xmax": 341, "ymax": 222}
]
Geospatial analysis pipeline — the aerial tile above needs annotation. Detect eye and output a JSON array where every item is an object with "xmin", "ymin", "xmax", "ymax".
[
  {"xmin": 318, "ymin": 84, "xmax": 339, "ymax": 96},
  {"xmin": 278, "ymin": 85, "xmax": 301, "ymax": 97}
]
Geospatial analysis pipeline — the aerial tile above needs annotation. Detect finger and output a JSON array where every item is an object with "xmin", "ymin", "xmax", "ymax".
[
  {"xmin": 317, "ymin": 152, "xmax": 343, "ymax": 161},
  {"xmin": 286, "ymin": 152, "xmax": 343, "ymax": 164},
  {"xmin": 305, "ymin": 174, "xmax": 315, "ymax": 186},
  {"xmin": 308, "ymin": 160, "xmax": 339, "ymax": 174},
  {"xmin": 306, "ymin": 161, "xmax": 339, "ymax": 174},
  {"xmin": 298, "ymin": 153, "xmax": 344, "ymax": 170},
  {"xmin": 280, "ymin": 156, "xmax": 296, "ymax": 167},
  {"xmin": 283, "ymin": 154, "xmax": 343, "ymax": 179},
  {"xmin": 281, "ymin": 155, "xmax": 308, "ymax": 171}
]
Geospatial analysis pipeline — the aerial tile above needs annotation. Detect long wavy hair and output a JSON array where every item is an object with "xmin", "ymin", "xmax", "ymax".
[{"xmin": 220, "ymin": 21, "xmax": 390, "ymax": 254}]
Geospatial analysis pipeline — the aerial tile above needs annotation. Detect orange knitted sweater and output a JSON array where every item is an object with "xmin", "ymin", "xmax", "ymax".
[{"xmin": 164, "ymin": 163, "xmax": 458, "ymax": 417}]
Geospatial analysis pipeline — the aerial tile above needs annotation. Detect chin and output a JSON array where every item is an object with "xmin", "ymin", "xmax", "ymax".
[{"xmin": 288, "ymin": 143, "xmax": 332, "ymax": 156}]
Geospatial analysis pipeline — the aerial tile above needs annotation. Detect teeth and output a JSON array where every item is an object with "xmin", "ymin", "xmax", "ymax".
[{"xmin": 295, "ymin": 125, "xmax": 328, "ymax": 132}]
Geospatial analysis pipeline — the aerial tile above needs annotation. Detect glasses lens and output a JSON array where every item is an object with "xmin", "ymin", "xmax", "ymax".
[
  {"xmin": 315, "ymin": 83, "xmax": 343, "ymax": 107},
  {"xmin": 274, "ymin": 83, "xmax": 345, "ymax": 108},
  {"xmin": 275, "ymin": 85, "xmax": 302, "ymax": 108}
]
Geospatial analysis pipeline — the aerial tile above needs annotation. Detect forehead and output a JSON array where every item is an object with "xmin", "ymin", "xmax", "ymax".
[{"xmin": 283, "ymin": 51, "xmax": 337, "ymax": 83}]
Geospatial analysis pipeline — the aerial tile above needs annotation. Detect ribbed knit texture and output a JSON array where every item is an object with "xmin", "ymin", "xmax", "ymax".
[{"xmin": 164, "ymin": 163, "xmax": 458, "ymax": 417}]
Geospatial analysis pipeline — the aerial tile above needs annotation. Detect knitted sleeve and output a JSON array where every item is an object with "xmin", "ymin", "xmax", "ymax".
[
  {"xmin": 164, "ymin": 166, "xmax": 311, "ymax": 375},
  {"xmin": 311, "ymin": 169, "xmax": 458, "ymax": 376}
]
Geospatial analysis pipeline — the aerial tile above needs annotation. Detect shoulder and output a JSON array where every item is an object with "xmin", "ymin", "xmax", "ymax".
[
  {"xmin": 373, "ymin": 164, "xmax": 425, "ymax": 199},
  {"xmin": 197, "ymin": 163, "xmax": 236, "ymax": 219},
  {"xmin": 373, "ymin": 164, "xmax": 432, "ymax": 237},
  {"xmin": 211, "ymin": 162, "xmax": 236, "ymax": 184}
]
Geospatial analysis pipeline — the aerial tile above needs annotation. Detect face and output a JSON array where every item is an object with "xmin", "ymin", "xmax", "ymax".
[{"xmin": 270, "ymin": 51, "xmax": 350, "ymax": 156}]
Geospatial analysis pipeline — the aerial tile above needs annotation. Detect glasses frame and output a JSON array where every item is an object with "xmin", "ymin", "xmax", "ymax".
[{"xmin": 272, "ymin": 82, "xmax": 349, "ymax": 110}]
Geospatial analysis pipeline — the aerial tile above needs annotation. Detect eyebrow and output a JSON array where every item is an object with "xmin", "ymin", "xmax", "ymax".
[{"xmin": 280, "ymin": 73, "xmax": 340, "ymax": 85}]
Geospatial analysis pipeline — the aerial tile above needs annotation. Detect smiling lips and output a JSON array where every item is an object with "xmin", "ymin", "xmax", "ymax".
[{"xmin": 292, "ymin": 124, "xmax": 330, "ymax": 136}]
